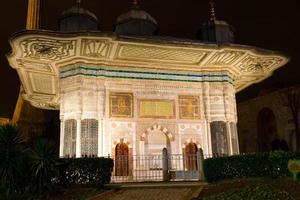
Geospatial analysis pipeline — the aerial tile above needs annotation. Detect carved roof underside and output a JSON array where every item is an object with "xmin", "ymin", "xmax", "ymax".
[{"xmin": 7, "ymin": 31, "xmax": 289, "ymax": 110}]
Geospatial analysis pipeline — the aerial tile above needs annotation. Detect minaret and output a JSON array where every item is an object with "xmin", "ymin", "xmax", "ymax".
[
  {"xmin": 26, "ymin": 0, "xmax": 41, "ymax": 29},
  {"xmin": 12, "ymin": 0, "xmax": 41, "ymax": 123}
]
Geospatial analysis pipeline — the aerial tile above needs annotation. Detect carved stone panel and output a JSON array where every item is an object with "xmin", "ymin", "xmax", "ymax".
[
  {"xmin": 237, "ymin": 55, "xmax": 283, "ymax": 73},
  {"xmin": 21, "ymin": 38, "xmax": 76, "ymax": 61},
  {"xmin": 118, "ymin": 44, "xmax": 208, "ymax": 64},
  {"xmin": 80, "ymin": 39, "xmax": 111, "ymax": 58},
  {"xmin": 204, "ymin": 50, "xmax": 245, "ymax": 66}
]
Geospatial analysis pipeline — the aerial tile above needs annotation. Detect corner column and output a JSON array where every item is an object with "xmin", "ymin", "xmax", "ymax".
[
  {"xmin": 226, "ymin": 122, "xmax": 233, "ymax": 155},
  {"xmin": 76, "ymin": 118, "xmax": 81, "ymax": 158},
  {"xmin": 59, "ymin": 119, "xmax": 64, "ymax": 158}
]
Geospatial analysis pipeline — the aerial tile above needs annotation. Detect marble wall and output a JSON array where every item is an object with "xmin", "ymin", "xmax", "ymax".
[{"xmin": 59, "ymin": 65, "xmax": 239, "ymax": 158}]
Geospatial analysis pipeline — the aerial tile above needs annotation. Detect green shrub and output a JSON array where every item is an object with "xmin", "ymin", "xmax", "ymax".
[
  {"xmin": 57, "ymin": 158, "xmax": 113, "ymax": 186},
  {"xmin": 198, "ymin": 184, "xmax": 294, "ymax": 200},
  {"xmin": 204, "ymin": 151, "xmax": 300, "ymax": 182}
]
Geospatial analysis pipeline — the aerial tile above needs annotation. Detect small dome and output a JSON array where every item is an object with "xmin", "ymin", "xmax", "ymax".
[
  {"xmin": 116, "ymin": 9, "xmax": 157, "ymax": 25},
  {"xmin": 114, "ymin": 6, "xmax": 158, "ymax": 36},
  {"xmin": 197, "ymin": 19, "xmax": 235, "ymax": 43},
  {"xmin": 61, "ymin": 6, "xmax": 98, "ymax": 22},
  {"xmin": 59, "ymin": 6, "xmax": 99, "ymax": 32}
]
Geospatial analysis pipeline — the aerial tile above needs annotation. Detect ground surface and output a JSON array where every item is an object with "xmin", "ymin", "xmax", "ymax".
[
  {"xmin": 46, "ymin": 178, "xmax": 300, "ymax": 200},
  {"xmin": 198, "ymin": 178, "xmax": 300, "ymax": 200},
  {"xmin": 89, "ymin": 182, "xmax": 204, "ymax": 200}
]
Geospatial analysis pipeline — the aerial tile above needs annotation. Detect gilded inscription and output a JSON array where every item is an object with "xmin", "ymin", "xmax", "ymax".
[
  {"xmin": 179, "ymin": 95, "xmax": 200, "ymax": 119},
  {"xmin": 139, "ymin": 100, "xmax": 175, "ymax": 119},
  {"xmin": 109, "ymin": 93, "xmax": 133, "ymax": 118}
]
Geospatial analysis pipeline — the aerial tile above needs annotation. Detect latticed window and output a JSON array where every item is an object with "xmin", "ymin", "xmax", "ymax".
[
  {"xmin": 81, "ymin": 119, "xmax": 98, "ymax": 157},
  {"xmin": 230, "ymin": 122, "xmax": 239, "ymax": 154},
  {"xmin": 64, "ymin": 119, "xmax": 77, "ymax": 158},
  {"xmin": 210, "ymin": 121, "xmax": 229, "ymax": 156}
]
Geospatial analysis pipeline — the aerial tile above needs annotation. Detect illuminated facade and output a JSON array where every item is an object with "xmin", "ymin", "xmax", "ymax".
[{"xmin": 7, "ymin": 1, "xmax": 288, "ymax": 160}]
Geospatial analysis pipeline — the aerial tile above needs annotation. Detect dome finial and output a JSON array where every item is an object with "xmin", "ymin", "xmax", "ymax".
[
  {"xmin": 76, "ymin": 0, "xmax": 81, "ymax": 7},
  {"xmin": 209, "ymin": 0, "xmax": 217, "ymax": 21},
  {"xmin": 132, "ymin": 0, "xmax": 140, "ymax": 9}
]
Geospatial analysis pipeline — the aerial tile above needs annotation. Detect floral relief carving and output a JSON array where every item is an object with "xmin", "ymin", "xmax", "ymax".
[{"xmin": 21, "ymin": 38, "xmax": 76, "ymax": 61}]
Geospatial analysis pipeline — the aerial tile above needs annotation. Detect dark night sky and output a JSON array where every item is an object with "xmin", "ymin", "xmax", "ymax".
[{"xmin": 0, "ymin": 0, "xmax": 299, "ymax": 118}]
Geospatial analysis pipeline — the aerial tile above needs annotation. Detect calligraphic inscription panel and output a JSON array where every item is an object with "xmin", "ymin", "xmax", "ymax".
[
  {"xmin": 179, "ymin": 95, "xmax": 200, "ymax": 119},
  {"xmin": 109, "ymin": 93, "xmax": 133, "ymax": 118},
  {"xmin": 139, "ymin": 100, "xmax": 175, "ymax": 119}
]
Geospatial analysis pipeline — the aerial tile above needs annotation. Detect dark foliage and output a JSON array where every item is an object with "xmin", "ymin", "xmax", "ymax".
[
  {"xmin": 204, "ymin": 151, "xmax": 300, "ymax": 182},
  {"xmin": 0, "ymin": 125, "xmax": 29, "ymax": 198},
  {"xmin": 30, "ymin": 138, "xmax": 58, "ymax": 195},
  {"xmin": 197, "ymin": 184, "xmax": 294, "ymax": 200},
  {"xmin": 57, "ymin": 158, "xmax": 113, "ymax": 186}
]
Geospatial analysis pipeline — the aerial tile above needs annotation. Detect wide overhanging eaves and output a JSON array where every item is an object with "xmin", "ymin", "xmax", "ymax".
[{"xmin": 7, "ymin": 30, "xmax": 289, "ymax": 110}]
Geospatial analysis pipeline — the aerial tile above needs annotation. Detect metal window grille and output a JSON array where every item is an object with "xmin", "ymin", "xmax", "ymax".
[
  {"xmin": 210, "ymin": 121, "xmax": 229, "ymax": 156},
  {"xmin": 230, "ymin": 122, "xmax": 239, "ymax": 154},
  {"xmin": 81, "ymin": 119, "xmax": 98, "ymax": 157},
  {"xmin": 63, "ymin": 119, "xmax": 77, "ymax": 158}
]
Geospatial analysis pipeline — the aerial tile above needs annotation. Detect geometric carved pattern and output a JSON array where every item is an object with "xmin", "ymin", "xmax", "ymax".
[
  {"xmin": 80, "ymin": 39, "xmax": 111, "ymax": 58},
  {"xmin": 205, "ymin": 50, "xmax": 245, "ymax": 65},
  {"xmin": 29, "ymin": 73, "xmax": 54, "ymax": 94},
  {"xmin": 21, "ymin": 38, "xmax": 75, "ymax": 61},
  {"xmin": 118, "ymin": 45, "xmax": 208, "ymax": 64},
  {"xmin": 237, "ymin": 55, "xmax": 283, "ymax": 73}
]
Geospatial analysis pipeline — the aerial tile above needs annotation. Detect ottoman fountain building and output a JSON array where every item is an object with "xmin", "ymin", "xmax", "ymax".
[{"xmin": 8, "ymin": 0, "xmax": 288, "ymax": 165}]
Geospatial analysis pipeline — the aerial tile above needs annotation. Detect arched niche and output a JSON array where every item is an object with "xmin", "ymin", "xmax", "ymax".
[{"xmin": 141, "ymin": 124, "xmax": 173, "ymax": 155}]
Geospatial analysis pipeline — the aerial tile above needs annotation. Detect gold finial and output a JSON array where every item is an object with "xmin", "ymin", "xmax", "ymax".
[
  {"xmin": 132, "ymin": 0, "xmax": 140, "ymax": 9},
  {"xmin": 209, "ymin": 0, "xmax": 217, "ymax": 21}
]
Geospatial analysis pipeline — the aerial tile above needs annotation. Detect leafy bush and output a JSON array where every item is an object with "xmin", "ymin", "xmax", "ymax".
[
  {"xmin": 204, "ymin": 151, "xmax": 300, "ymax": 182},
  {"xmin": 198, "ymin": 184, "xmax": 294, "ymax": 200},
  {"xmin": 57, "ymin": 158, "xmax": 113, "ymax": 186}
]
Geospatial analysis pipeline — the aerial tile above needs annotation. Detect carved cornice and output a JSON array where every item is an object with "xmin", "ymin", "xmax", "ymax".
[{"xmin": 7, "ymin": 31, "xmax": 289, "ymax": 109}]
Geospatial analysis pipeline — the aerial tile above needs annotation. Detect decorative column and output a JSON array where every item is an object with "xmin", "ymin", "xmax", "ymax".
[
  {"xmin": 59, "ymin": 120, "xmax": 64, "ymax": 158},
  {"xmin": 226, "ymin": 122, "xmax": 233, "ymax": 155},
  {"xmin": 98, "ymin": 119, "xmax": 103, "ymax": 157},
  {"xmin": 203, "ymin": 82, "xmax": 212, "ymax": 155},
  {"xmin": 26, "ymin": 0, "xmax": 41, "ymax": 30},
  {"xmin": 76, "ymin": 119, "xmax": 81, "ymax": 158}
]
